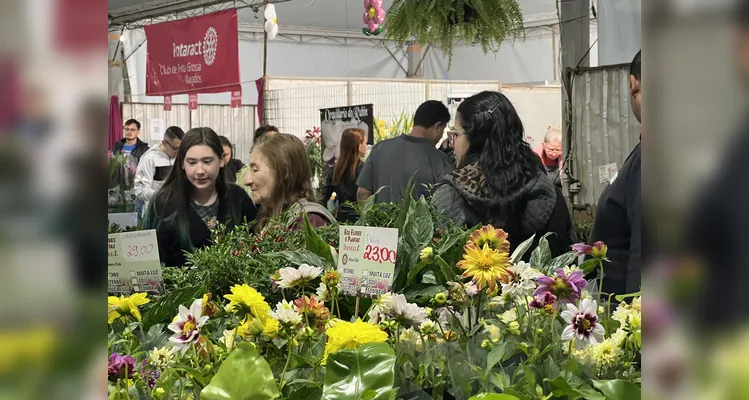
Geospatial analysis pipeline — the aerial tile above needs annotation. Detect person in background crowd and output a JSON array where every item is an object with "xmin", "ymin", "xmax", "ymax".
[
  {"xmin": 588, "ymin": 50, "xmax": 642, "ymax": 296},
  {"xmin": 245, "ymin": 133, "xmax": 336, "ymax": 232},
  {"xmin": 219, "ymin": 135, "xmax": 245, "ymax": 180},
  {"xmin": 143, "ymin": 127, "xmax": 257, "ymax": 267},
  {"xmin": 533, "ymin": 126, "xmax": 564, "ymax": 189},
  {"xmin": 236, "ymin": 125, "xmax": 280, "ymax": 200},
  {"xmin": 320, "ymin": 128, "xmax": 367, "ymax": 223},
  {"xmin": 113, "ymin": 119, "xmax": 149, "ymax": 164},
  {"xmin": 357, "ymin": 100, "xmax": 454, "ymax": 203},
  {"xmin": 433, "ymin": 91, "xmax": 574, "ymax": 257},
  {"xmin": 134, "ymin": 126, "xmax": 184, "ymax": 220}
]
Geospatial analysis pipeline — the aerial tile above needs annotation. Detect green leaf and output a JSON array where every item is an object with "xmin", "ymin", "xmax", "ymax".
[
  {"xmin": 578, "ymin": 258, "xmax": 600, "ymax": 275},
  {"xmin": 546, "ymin": 377, "xmax": 604, "ymax": 400},
  {"xmin": 592, "ymin": 380, "xmax": 641, "ymax": 400},
  {"xmin": 433, "ymin": 257, "xmax": 457, "ymax": 285},
  {"xmin": 468, "ymin": 394, "xmax": 521, "ymax": 400},
  {"xmin": 141, "ymin": 284, "xmax": 206, "ymax": 330},
  {"xmin": 262, "ymin": 250, "xmax": 332, "ymax": 270},
  {"xmin": 403, "ymin": 284, "xmax": 444, "ymax": 304},
  {"xmin": 392, "ymin": 197, "xmax": 433, "ymax": 292},
  {"xmin": 201, "ymin": 342, "xmax": 280, "ymax": 400},
  {"xmin": 510, "ymin": 234, "xmax": 535, "ymax": 262},
  {"xmin": 521, "ymin": 363, "xmax": 536, "ymax": 388},
  {"xmin": 545, "ymin": 251, "xmax": 577, "ymax": 272},
  {"xmin": 615, "ymin": 291, "xmax": 641, "ymax": 302},
  {"xmin": 487, "ymin": 342, "xmax": 506, "ymax": 370},
  {"xmin": 393, "ymin": 174, "xmax": 416, "ymax": 230},
  {"xmin": 304, "ymin": 214, "xmax": 336, "ymax": 265},
  {"xmin": 322, "ymin": 343, "xmax": 396, "ymax": 400},
  {"xmin": 530, "ymin": 232, "xmax": 553, "ymax": 272},
  {"xmin": 287, "ymin": 385, "xmax": 322, "ymax": 400},
  {"xmin": 406, "ymin": 260, "xmax": 429, "ymax": 287}
]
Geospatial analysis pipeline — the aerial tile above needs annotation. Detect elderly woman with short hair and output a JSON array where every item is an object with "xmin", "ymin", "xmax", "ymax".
[{"xmin": 533, "ymin": 127, "xmax": 564, "ymax": 189}]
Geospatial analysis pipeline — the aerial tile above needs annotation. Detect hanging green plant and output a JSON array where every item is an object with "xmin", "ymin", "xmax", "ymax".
[{"xmin": 384, "ymin": 0, "xmax": 525, "ymax": 68}]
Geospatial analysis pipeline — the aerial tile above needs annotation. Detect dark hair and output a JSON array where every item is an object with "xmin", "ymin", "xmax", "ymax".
[
  {"xmin": 218, "ymin": 135, "xmax": 233, "ymax": 158},
  {"xmin": 143, "ymin": 127, "xmax": 237, "ymax": 249},
  {"xmin": 124, "ymin": 119, "xmax": 141, "ymax": 130},
  {"xmin": 164, "ymin": 126, "xmax": 184, "ymax": 141},
  {"xmin": 251, "ymin": 133, "xmax": 314, "ymax": 231},
  {"xmin": 253, "ymin": 125, "xmax": 279, "ymax": 142},
  {"xmin": 413, "ymin": 100, "xmax": 451, "ymax": 128},
  {"xmin": 333, "ymin": 128, "xmax": 365, "ymax": 185},
  {"xmin": 738, "ymin": 1, "xmax": 749, "ymax": 26},
  {"xmin": 456, "ymin": 91, "xmax": 543, "ymax": 223},
  {"xmin": 630, "ymin": 50, "xmax": 641, "ymax": 82}
]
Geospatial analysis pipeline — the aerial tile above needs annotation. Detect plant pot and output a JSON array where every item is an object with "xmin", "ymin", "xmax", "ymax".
[{"xmin": 448, "ymin": 3, "xmax": 475, "ymax": 25}]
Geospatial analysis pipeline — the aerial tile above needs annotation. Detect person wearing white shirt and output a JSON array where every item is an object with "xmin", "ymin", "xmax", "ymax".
[{"xmin": 134, "ymin": 126, "xmax": 184, "ymax": 220}]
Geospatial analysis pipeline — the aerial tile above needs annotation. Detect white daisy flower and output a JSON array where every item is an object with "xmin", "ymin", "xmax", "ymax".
[
  {"xmin": 367, "ymin": 293, "xmax": 394, "ymax": 324},
  {"xmin": 501, "ymin": 262, "xmax": 541, "ymax": 299},
  {"xmin": 316, "ymin": 282, "xmax": 331, "ymax": 302},
  {"xmin": 561, "ymin": 298, "xmax": 605, "ymax": 347},
  {"xmin": 167, "ymin": 298, "xmax": 209, "ymax": 354},
  {"xmin": 391, "ymin": 294, "xmax": 427, "ymax": 326},
  {"xmin": 270, "ymin": 301, "xmax": 302, "ymax": 326},
  {"xmin": 277, "ymin": 263, "xmax": 323, "ymax": 288}
]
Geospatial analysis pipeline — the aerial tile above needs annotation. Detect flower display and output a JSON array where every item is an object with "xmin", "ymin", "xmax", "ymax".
[
  {"xmin": 108, "ymin": 293, "xmax": 150, "ymax": 324},
  {"xmin": 529, "ymin": 292, "xmax": 557, "ymax": 315},
  {"xmin": 277, "ymin": 263, "xmax": 323, "ymax": 288},
  {"xmin": 534, "ymin": 268, "xmax": 588, "ymax": 304},
  {"xmin": 391, "ymin": 294, "xmax": 427, "ymax": 326},
  {"xmin": 270, "ymin": 300, "xmax": 303, "ymax": 328},
  {"xmin": 168, "ymin": 298, "xmax": 209, "ymax": 354},
  {"xmin": 362, "ymin": 0, "xmax": 385, "ymax": 36},
  {"xmin": 323, "ymin": 318, "xmax": 388, "ymax": 364},
  {"xmin": 561, "ymin": 298, "xmax": 605, "ymax": 347},
  {"xmin": 572, "ymin": 241, "xmax": 608, "ymax": 259},
  {"xmin": 501, "ymin": 261, "xmax": 541, "ymax": 298},
  {"xmin": 148, "ymin": 347, "xmax": 175, "ymax": 369},
  {"xmin": 457, "ymin": 242, "xmax": 511, "ymax": 291}
]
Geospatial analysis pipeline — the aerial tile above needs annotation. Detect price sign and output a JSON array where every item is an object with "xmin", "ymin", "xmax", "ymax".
[
  {"xmin": 108, "ymin": 230, "xmax": 163, "ymax": 295},
  {"xmin": 337, "ymin": 226, "xmax": 398, "ymax": 298}
]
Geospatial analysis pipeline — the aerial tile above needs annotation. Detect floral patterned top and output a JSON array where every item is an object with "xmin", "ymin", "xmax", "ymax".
[{"xmin": 191, "ymin": 200, "xmax": 219, "ymax": 229}]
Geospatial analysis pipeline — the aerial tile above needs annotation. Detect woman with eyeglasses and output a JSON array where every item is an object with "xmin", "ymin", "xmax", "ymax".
[
  {"xmin": 533, "ymin": 127, "xmax": 564, "ymax": 189},
  {"xmin": 432, "ymin": 91, "xmax": 574, "ymax": 258}
]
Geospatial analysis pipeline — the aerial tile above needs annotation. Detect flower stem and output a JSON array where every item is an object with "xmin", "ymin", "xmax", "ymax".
[
  {"xmin": 279, "ymin": 338, "xmax": 294, "ymax": 391},
  {"xmin": 597, "ymin": 259, "xmax": 605, "ymax": 307}
]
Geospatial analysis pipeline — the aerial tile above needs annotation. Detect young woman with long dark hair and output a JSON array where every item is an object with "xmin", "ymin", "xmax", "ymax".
[
  {"xmin": 320, "ymin": 128, "xmax": 367, "ymax": 222},
  {"xmin": 245, "ymin": 133, "xmax": 336, "ymax": 232},
  {"xmin": 432, "ymin": 91, "xmax": 574, "ymax": 257},
  {"xmin": 143, "ymin": 127, "xmax": 257, "ymax": 267}
]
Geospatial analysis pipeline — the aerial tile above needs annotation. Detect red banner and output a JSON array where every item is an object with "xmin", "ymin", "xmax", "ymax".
[
  {"xmin": 144, "ymin": 9, "xmax": 241, "ymax": 96},
  {"xmin": 231, "ymin": 89, "xmax": 242, "ymax": 108},
  {"xmin": 163, "ymin": 95, "xmax": 172, "ymax": 111},
  {"xmin": 189, "ymin": 94, "xmax": 198, "ymax": 110}
]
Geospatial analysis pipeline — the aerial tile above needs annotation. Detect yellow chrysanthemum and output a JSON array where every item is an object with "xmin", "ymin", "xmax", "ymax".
[
  {"xmin": 237, "ymin": 315, "xmax": 279, "ymax": 339},
  {"xmin": 322, "ymin": 318, "xmax": 388, "ymax": 364},
  {"xmin": 457, "ymin": 243, "xmax": 511, "ymax": 291},
  {"xmin": 108, "ymin": 293, "xmax": 150, "ymax": 324},
  {"xmin": 224, "ymin": 284, "xmax": 271, "ymax": 319},
  {"xmin": 592, "ymin": 338, "xmax": 622, "ymax": 368},
  {"xmin": 468, "ymin": 225, "xmax": 510, "ymax": 253}
]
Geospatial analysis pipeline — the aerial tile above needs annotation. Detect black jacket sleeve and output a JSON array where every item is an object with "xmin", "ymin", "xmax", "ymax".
[{"xmin": 320, "ymin": 167, "xmax": 335, "ymax": 205}]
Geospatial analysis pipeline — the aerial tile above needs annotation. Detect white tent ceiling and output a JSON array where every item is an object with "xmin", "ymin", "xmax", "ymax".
[{"xmin": 109, "ymin": 0, "xmax": 560, "ymax": 29}]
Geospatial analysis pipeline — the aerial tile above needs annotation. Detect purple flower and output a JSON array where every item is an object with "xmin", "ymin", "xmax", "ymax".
[
  {"xmin": 108, "ymin": 353, "xmax": 137, "ymax": 382},
  {"xmin": 529, "ymin": 292, "xmax": 557, "ymax": 314},
  {"xmin": 534, "ymin": 268, "xmax": 587, "ymax": 304},
  {"xmin": 571, "ymin": 241, "xmax": 608, "ymax": 259},
  {"xmin": 140, "ymin": 359, "xmax": 160, "ymax": 389}
]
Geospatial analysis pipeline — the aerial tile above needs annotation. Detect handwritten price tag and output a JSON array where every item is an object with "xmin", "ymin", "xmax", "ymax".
[
  {"xmin": 120, "ymin": 231, "xmax": 160, "ymax": 262},
  {"xmin": 337, "ymin": 226, "xmax": 398, "ymax": 298},
  {"xmin": 363, "ymin": 244, "xmax": 397, "ymax": 264}
]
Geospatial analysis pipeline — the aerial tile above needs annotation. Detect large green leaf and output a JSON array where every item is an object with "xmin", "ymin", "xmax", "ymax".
[
  {"xmin": 592, "ymin": 379, "xmax": 641, "ymax": 400},
  {"xmin": 545, "ymin": 251, "xmax": 577, "ymax": 272},
  {"xmin": 304, "ymin": 214, "xmax": 336, "ymax": 265},
  {"xmin": 510, "ymin": 234, "xmax": 535, "ymax": 262},
  {"xmin": 141, "ymin": 284, "xmax": 206, "ymax": 330},
  {"xmin": 403, "ymin": 284, "xmax": 444, "ymax": 304},
  {"xmin": 547, "ymin": 377, "xmax": 605, "ymax": 400},
  {"xmin": 578, "ymin": 258, "xmax": 600, "ymax": 275},
  {"xmin": 530, "ymin": 232, "xmax": 553, "ymax": 272},
  {"xmin": 393, "ymin": 174, "xmax": 416, "ymax": 230},
  {"xmin": 322, "ymin": 343, "xmax": 396, "ymax": 400},
  {"xmin": 392, "ymin": 197, "xmax": 433, "ymax": 292},
  {"xmin": 469, "ymin": 394, "xmax": 521, "ymax": 400},
  {"xmin": 201, "ymin": 342, "xmax": 280, "ymax": 400}
]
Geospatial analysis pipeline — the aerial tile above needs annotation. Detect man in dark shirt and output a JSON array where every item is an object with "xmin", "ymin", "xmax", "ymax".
[
  {"xmin": 589, "ymin": 51, "xmax": 642, "ymax": 296},
  {"xmin": 357, "ymin": 100, "xmax": 454, "ymax": 203}
]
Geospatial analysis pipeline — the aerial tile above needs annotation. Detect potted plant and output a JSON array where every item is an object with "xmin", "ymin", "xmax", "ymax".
[{"xmin": 384, "ymin": 0, "xmax": 525, "ymax": 68}]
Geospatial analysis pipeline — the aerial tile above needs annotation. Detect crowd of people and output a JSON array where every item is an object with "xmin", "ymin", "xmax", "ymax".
[{"xmin": 110, "ymin": 50, "xmax": 642, "ymax": 297}]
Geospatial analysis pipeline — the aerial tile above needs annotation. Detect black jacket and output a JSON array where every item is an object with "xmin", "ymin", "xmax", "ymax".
[
  {"xmin": 144, "ymin": 183, "xmax": 257, "ymax": 267},
  {"xmin": 320, "ymin": 163, "xmax": 363, "ymax": 223},
  {"xmin": 433, "ymin": 169, "xmax": 574, "ymax": 259},
  {"xmin": 113, "ymin": 138, "xmax": 150, "ymax": 164},
  {"xmin": 588, "ymin": 142, "xmax": 641, "ymax": 295}
]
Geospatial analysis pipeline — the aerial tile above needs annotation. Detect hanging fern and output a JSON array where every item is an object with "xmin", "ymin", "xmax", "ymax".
[{"xmin": 384, "ymin": 0, "xmax": 525, "ymax": 68}]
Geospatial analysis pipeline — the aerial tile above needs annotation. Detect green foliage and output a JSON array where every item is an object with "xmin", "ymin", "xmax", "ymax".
[
  {"xmin": 384, "ymin": 0, "xmax": 525, "ymax": 68},
  {"xmin": 201, "ymin": 342, "xmax": 280, "ymax": 400},
  {"xmin": 322, "ymin": 343, "xmax": 397, "ymax": 400}
]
